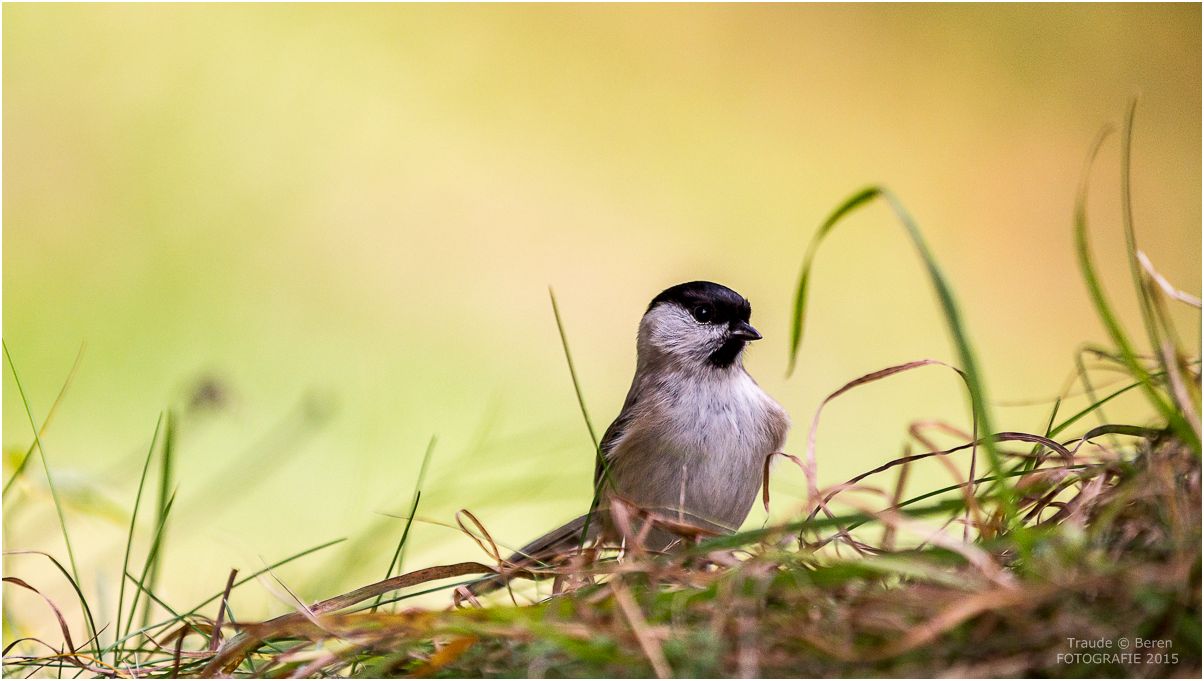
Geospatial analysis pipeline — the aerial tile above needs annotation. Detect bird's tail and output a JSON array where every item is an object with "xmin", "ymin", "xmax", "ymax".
[{"xmin": 465, "ymin": 512, "xmax": 600, "ymax": 597}]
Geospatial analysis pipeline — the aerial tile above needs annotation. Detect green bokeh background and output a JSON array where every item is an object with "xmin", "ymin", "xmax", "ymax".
[{"xmin": 4, "ymin": 4, "xmax": 1200, "ymax": 630}]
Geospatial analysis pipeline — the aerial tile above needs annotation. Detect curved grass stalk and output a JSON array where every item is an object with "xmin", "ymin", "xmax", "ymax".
[
  {"xmin": 786, "ymin": 187, "xmax": 1012, "ymax": 518},
  {"xmin": 1073, "ymin": 122, "xmax": 1200, "ymax": 452}
]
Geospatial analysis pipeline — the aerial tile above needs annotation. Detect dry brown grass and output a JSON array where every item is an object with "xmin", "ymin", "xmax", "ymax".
[{"xmin": 6, "ymin": 409, "xmax": 1196, "ymax": 678}]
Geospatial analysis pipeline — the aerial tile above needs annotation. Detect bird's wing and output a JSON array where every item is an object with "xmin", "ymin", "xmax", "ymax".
[
  {"xmin": 467, "ymin": 512, "xmax": 599, "ymax": 596},
  {"xmin": 594, "ymin": 381, "xmax": 641, "ymax": 490}
]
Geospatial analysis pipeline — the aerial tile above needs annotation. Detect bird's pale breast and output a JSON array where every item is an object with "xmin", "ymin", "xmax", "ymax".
[{"xmin": 605, "ymin": 368, "xmax": 789, "ymax": 536}]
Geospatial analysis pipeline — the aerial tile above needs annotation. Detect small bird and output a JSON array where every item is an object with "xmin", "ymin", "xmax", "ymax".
[{"xmin": 472, "ymin": 281, "xmax": 790, "ymax": 594}]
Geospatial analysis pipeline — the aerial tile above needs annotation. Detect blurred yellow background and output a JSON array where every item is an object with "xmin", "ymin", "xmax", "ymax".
[{"xmin": 4, "ymin": 3, "xmax": 1200, "ymax": 631}]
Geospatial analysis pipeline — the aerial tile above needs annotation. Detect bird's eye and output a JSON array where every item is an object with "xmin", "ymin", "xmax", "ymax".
[{"xmin": 691, "ymin": 304, "xmax": 715, "ymax": 323}]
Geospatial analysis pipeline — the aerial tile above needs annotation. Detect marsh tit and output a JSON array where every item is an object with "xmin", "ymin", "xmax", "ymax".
[{"xmin": 472, "ymin": 281, "xmax": 790, "ymax": 594}]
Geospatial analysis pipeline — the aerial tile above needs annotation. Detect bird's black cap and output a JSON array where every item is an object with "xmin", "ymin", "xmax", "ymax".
[{"xmin": 648, "ymin": 281, "xmax": 752, "ymax": 324}]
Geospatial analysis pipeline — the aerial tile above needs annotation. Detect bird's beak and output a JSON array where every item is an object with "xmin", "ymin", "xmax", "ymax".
[{"xmin": 729, "ymin": 320, "xmax": 762, "ymax": 341}]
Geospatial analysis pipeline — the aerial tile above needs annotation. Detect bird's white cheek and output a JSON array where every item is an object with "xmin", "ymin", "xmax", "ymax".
[{"xmin": 643, "ymin": 308, "xmax": 727, "ymax": 360}]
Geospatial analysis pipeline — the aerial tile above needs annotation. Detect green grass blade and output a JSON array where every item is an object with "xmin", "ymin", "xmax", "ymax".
[
  {"xmin": 548, "ymin": 287, "xmax": 610, "ymax": 549},
  {"xmin": 140, "ymin": 409, "xmax": 176, "ymax": 632},
  {"xmin": 786, "ymin": 187, "xmax": 878, "ymax": 377},
  {"xmin": 112, "ymin": 413, "xmax": 164, "ymax": 662},
  {"xmin": 1121, "ymin": 100, "xmax": 1201, "ymax": 441},
  {"xmin": 390, "ymin": 436, "xmax": 435, "ymax": 577},
  {"xmin": 371, "ymin": 435, "xmax": 436, "ymax": 613},
  {"xmin": 785, "ymin": 187, "xmax": 1012, "ymax": 518},
  {"xmin": 2, "ymin": 341, "xmax": 98, "ymax": 651},
  {"xmin": 3, "ymin": 343, "xmax": 86, "ymax": 497},
  {"xmin": 1072, "ymin": 125, "xmax": 1199, "ymax": 451},
  {"xmin": 548, "ymin": 287, "xmax": 598, "ymax": 449},
  {"xmin": 122, "ymin": 487, "xmax": 177, "ymax": 644},
  {"xmin": 1073, "ymin": 345, "xmax": 1114, "ymax": 431},
  {"xmin": 1119, "ymin": 99, "xmax": 1163, "ymax": 357}
]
